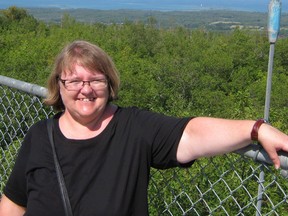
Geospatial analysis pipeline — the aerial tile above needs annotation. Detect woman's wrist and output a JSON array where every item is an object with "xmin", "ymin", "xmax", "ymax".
[{"xmin": 251, "ymin": 118, "xmax": 269, "ymax": 142}]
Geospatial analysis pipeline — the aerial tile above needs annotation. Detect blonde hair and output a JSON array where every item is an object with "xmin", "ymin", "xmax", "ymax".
[{"xmin": 44, "ymin": 40, "xmax": 120, "ymax": 111}]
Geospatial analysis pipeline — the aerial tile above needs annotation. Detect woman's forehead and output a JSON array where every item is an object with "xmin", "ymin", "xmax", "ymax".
[{"xmin": 61, "ymin": 67, "xmax": 104, "ymax": 78}]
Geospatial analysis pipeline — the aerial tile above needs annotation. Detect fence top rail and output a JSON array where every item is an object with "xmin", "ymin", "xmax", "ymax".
[{"xmin": 0, "ymin": 75, "xmax": 47, "ymax": 98}]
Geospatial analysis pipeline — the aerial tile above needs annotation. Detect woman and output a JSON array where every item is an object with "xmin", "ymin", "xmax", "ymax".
[{"xmin": 1, "ymin": 40, "xmax": 288, "ymax": 216}]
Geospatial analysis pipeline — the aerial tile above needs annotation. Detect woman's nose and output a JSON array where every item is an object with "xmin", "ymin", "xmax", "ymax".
[{"xmin": 80, "ymin": 83, "xmax": 93, "ymax": 93}]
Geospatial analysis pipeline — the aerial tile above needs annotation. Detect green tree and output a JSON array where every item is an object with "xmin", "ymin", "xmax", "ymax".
[{"xmin": 2, "ymin": 6, "xmax": 30, "ymax": 21}]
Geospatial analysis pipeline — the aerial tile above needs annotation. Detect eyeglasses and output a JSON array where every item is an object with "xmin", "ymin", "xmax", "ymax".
[{"xmin": 59, "ymin": 78, "xmax": 108, "ymax": 91}]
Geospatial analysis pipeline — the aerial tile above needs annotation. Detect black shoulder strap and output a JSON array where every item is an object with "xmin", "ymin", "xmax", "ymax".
[{"xmin": 47, "ymin": 118, "xmax": 73, "ymax": 216}]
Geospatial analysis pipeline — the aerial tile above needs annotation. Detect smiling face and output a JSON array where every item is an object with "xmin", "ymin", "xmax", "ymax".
[
  {"xmin": 59, "ymin": 63, "xmax": 110, "ymax": 123},
  {"xmin": 44, "ymin": 41, "xmax": 120, "ymax": 112}
]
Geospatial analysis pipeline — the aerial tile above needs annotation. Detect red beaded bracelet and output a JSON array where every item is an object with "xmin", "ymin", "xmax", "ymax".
[{"xmin": 251, "ymin": 118, "xmax": 268, "ymax": 142}]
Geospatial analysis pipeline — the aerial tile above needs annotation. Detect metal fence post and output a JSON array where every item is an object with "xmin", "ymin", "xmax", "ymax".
[{"xmin": 256, "ymin": 1, "xmax": 282, "ymax": 215}]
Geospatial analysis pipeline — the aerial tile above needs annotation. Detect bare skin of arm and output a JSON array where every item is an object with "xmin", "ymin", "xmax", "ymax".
[
  {"xmin": 177, "ymin": 117, "xmax": 288, "ymax": 169},
  {"xmin": 0, "ymin": 195, "xmax": 26, "ymax": 216}
]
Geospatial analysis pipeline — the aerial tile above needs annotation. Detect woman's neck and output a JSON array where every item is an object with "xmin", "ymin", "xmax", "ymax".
[{"xmin": 59, "ymin": 104, "xmax": 117, "ymax": 139}]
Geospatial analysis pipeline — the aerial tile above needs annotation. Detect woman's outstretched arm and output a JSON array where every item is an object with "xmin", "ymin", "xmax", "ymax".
[{"xmin": 177, "ymin": 117, "xmax": 288, "ymax": 169}]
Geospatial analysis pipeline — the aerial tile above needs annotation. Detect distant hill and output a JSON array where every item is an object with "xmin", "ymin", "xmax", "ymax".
[{"xmin": 26, "ymin": 8, "xmax": 288, "ymax": 33}]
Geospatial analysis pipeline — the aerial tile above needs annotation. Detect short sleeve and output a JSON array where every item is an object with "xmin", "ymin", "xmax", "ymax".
[{"xmin": 131, "ymin": 108, "xmax": 194, "ymax": 169}]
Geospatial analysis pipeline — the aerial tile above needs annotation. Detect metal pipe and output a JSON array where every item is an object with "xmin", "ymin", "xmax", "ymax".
[
  {"xmin": 0, "ymin": 75, "xmax": 47, "ymax": 98},
  {"xmin": 264, "ymin": 44, "xmax": 275, "ymax": 119},
  {"xmin": 234, "ymin": 145, "xmax": 288, "ymax": 170},
  {"xmin": 256, "ymin": 1, "xmax": 281, "ymax": 215}
]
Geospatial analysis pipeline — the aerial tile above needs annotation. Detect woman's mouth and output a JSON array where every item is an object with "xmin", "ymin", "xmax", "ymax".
[{"xmin": 79, "ymin": 98, "xmax": 96, "ymax": 102}]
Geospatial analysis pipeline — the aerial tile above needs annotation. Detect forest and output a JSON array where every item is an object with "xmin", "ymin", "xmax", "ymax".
[
  {"xmin": 1, "ymin": 6, "xmax": 288, "ymax": 214},
  {"xmin": 1, "ymin": 6, "xmax": 288, "ymax": 129}
]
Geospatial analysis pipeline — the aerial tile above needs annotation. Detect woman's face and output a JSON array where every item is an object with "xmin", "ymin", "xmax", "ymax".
[{"xmin": 59, "ymin": 63, "xmax": 109, "ymax": 123}]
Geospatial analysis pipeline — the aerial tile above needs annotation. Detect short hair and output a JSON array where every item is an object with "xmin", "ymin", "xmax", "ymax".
[{"xmin": 44, "ymin": 40, "xmax": 120, "ymax": 111}]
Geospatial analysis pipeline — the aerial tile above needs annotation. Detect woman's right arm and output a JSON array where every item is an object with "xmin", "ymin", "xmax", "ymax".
[{"xmin": 0, "ymin": 195, "xmax": 26, "ymax": 216}]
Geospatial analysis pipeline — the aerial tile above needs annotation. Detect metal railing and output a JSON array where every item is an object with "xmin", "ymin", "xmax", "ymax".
[{"xmin": 1, "ymin": 75, "xmax": 288, "ymax": 215}]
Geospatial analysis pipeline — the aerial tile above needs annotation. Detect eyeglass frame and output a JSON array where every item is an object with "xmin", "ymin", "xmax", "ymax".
[{"xmin": 58, "ymin": 78, "xmax": 108, "ymax": 91}]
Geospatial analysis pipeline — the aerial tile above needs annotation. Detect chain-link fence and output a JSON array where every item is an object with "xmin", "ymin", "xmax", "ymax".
[{"xmin": 1, "ymin": 75, "xmax": 288, "ymax": 215}]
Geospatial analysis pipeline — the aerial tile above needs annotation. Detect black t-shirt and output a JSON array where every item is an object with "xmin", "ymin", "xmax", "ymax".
[{"xmin": 4, "ymin": 107, "xmax": 193, "ymax": 216}]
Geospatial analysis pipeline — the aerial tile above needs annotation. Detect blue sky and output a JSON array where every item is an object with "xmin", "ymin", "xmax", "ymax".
[{"xmin": 0, "ymin": 0, "xmax": 286, "ymax": 12}]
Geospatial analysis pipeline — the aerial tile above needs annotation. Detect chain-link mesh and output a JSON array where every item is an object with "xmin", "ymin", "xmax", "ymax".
[
  {"xmin": 0, "ymin": 83, "xmax": 54, "ymax": 192},
  {"xmin": 148, "ymin": 155, "xmax": 288, "ymax": 215},
  {"xmin": 1, "ymin": 78, "xmax": 288, "ymax": 215}
]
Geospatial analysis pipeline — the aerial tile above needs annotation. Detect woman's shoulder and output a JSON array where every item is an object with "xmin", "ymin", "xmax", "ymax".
[
  {"xmin": 28, "ymin": 119, "xmax": 47, "ymax": 132},
  {"xmin": 116, "ymin": 106, "xmax": 148, "ymax": 115},
  {"xmin": 115, "ymin": 106, "xmax": 169, "ymax": 125},
  {"xmin": 27, "ymin": 113, "xmax": 62, "ymax": 134},
  {"xmin": 115, "ymin": 106, "xmax": 147, "ymax": 120}
]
